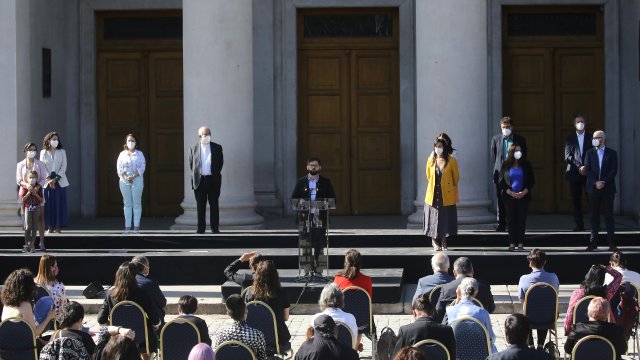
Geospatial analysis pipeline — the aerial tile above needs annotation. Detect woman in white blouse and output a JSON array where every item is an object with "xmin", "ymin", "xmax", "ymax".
[
  {"xmin": 117, "ymin": 134, "xmax": 145, "ymax": 234},
  {"xmin": 16, "ymin": 142, "xmax": 47, "ymax": 250},
  {"xmin": 40, "ymin": 131, "xmax": 69, "ymax": 233}
]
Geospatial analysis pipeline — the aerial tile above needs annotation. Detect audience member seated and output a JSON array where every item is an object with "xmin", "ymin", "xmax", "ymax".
[
  {"xmin": 564, "ymin": 264, "xmax": 622, "ymax": 335},
  {"xmin": 243, "ymin": 260, "xmax": 291, "ymax": 353},
  {"xmin": 333, "ymin": 249, "xmax": 373, "ymax": 297},
  {"xmin": 212, "ymin": 294, "xmax": 267, "ymax": 360},
  {"xmin": 392, "ymin": 347, "xmax": 426, "ymax": 360},
  {"xmin": 97, "ymin": 262, "xmax": 160, "ymax": 358},
  {"xmin": 34, "ymin": 254, "xmax": 68, "ymax": 316},
  {"xmin": 188, "ymin": 343, "xmax": 215, "ymax": 360},
  {"xmin": 486, "ymin": 314, "xmax": 551, "ymax": 360},
  {"xmin": 224, "ymin": 251, "xmax": 264, "ymax": 289},
  {"xmin": 564, "ymin": 297, "xmax": 627, "ymax": 359},
  {"xmin": 605, "ymin": 251, "xmax": 640, "ymax": 288},
  {"xmin": 392, "ymin": 293, "xmax": 455, "ymax": 358},
  {"xmin": 94, "ymin": 326, "xmax": 136, "ymax": 360},
  {"xmin": 435, "ymin": 257, "xmax": 495, "ymax": 323},
  {"xmin": 53, "ymin": 301, "xmax": 96, "ymax": 355},
  {"xmin": 1, "ymin": 268, "xmax": 55, "ymax": 337},
  {"xmin": 177, "ymin": 295, "xmax": 212, "ymax": 345},
  {"xmin": 412, "ymin": 252, "xmax": 454, "ymax": 305},
  {"xmin": 295, "ymin": 314, "xmax": 358, "ymax": 360},
  {"xmin": 102, "ymin": 334, "xmax": 141, "ymax": 360},
  {"xmin": 517, "ymin": 248, "xmax": 560, "ymax": 349},
  {"xmin": 131, "ymin": 256, "xmax": 166, "ymax": 326},
  {"xmin": 445, "ymin": 277, "xmax": 497, "ymax": 353},
  {"xmin": 309, "ymin": 283, "xmax": 359, "ymax": 350}
]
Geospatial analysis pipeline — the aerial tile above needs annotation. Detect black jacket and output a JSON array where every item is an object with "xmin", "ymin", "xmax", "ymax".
[
  {"xmin": 177, "ymin": 314, "xmax": 212, "ymax": 345},
  {"xmin": 564, "ymin": 131, "xmax": 593, "ymax": 182},
  {"xmin": 393, "ymin": 316, "xmax": 456, "ymax": 359},
  {"xmin": 486, "ymin": 344, "xmax": 552, "ymax": 360},
  {"xmin": 294, "ymin": 336, "xmax": 358, "ymax": 360},
  {"xmin": 136, "ymin": 273, "xmax": 166, "ymax": 324},
  {"xmin": 499, "ymin": 161, "xmax": 535, "ymax": 201},
  {"xmin": 291, "ymin": 175, "xmax": 336, "ymax": 226},
  {"xmin": 564, "ymin": 321, "xmax": 627, "ymax": 359},
  {"xmin": 491, "ymin": 133, "xmax": 527, "ymax": 182},
  {"xmin": 584, "ymin": 146, "xmax": 618, "ymax": 194},
  {"xmin": 223, "ymin": 258, "xmax": 254, "ymax": 288},
  {"xmin": 435, "ymin": 275, "xmax": 495, "ymax": 323}
]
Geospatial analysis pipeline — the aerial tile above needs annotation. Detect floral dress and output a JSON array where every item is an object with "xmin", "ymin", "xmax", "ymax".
[{"xmin": 45, "ymin": 280, "xmax": 68, "ymax": 316}]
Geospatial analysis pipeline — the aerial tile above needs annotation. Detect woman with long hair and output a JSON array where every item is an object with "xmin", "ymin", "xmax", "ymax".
[
  {"xmin": 40, "ymin": 131, "xmax": 69, "ymax": 233},
  {"xmin": 333, "ymin": 249, "xmax": 372, "ymax": 297},
  {"xmin": 606, "ymin": 250, "xmax": 640, "ymax": 288},
  {"xmin": 34, "ymin": 254, "xmax": 67, "ymax": 316},
  {"xmin": 244, "ymin": 260, "xmax": 291, "ymax": 353},
  {"xmin": 116, "ymin": 133, "xmax": 145, "ymax": 234},
  {"xmin": 1, "ymin": 268, "xmax": 55, "ymax": 337}
]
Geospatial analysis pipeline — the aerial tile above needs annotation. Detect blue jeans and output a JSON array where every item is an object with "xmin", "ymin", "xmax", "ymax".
[{"xmin": 119, "ymin": 176, "xmax": 143, "ymax": 228}]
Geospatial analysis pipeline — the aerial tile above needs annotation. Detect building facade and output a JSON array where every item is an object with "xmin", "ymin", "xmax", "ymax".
[{"xmin": 1, "ymin": 0, "xmax": 638, "ymax": 229}]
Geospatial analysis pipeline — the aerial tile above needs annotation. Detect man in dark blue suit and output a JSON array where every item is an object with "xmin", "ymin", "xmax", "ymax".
[
  {"xmin": 131, "ymin": 256, "xmax": 166, "ymax": 326},
  {"xmin": 564, "ymin": 113, "xmax": 593, "ymax": 231},
  {"xmin": 412, "ymin": 252, "xmax": 454, "ymax": 304},
  {"xmin": 487, "ymin": 314, "xmax": 551, "ymax": 360},
  {"xmin": 584, "ymin": 130, "xmax": 618, "ymax": 251}
]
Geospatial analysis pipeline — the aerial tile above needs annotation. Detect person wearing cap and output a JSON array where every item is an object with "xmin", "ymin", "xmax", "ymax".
[{"xmin": 295, "ymin": 314, "xmax": 358, "ymax": 360}]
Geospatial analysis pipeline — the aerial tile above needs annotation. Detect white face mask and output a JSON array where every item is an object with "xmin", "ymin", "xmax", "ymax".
[
  {"xmin": 514, "ymin": 151, "xmax": 523, "ymax": 160},
  {"xmin": 434, "ymin": 147, "xmax": 444, "ymax": 156},
  {"xmin": 50, "ymin": 140, "xmax": 59, "ymax": 148},
  {"xmin": 201, "ymin": 135, "xmax": 211, "ymax": 144},
  {"xmin": 127, "ymin": 141, "xmax": 136, "ymax": 150},
  {"xmin": 575, "ymin": 122, "xmax": 585, "ymax": 131},
  {"xmin": 592, "ymin": 138, "xmax": 600, "ymax": 148},
  {"xmin": 27, "ymin": 151, "xmax": 36, "ymax": 159},
  {"xmin": 29, "ymin": 178, "xmax": 36, "ymax": 185},
  {"xmin": 502, "ymin": 128, "xmax": 512, "ymax": 137}
]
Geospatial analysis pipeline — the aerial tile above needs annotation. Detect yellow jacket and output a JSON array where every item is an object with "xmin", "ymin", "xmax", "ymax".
[{"xmin": 424, "ymin": 154, "xmax": 460, "ymax": 206}]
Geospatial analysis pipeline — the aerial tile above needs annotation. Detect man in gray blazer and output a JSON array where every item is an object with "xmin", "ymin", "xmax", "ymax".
[{"xmin": 189, "ymin": 126, "xmax": 224, "ymax": 233}]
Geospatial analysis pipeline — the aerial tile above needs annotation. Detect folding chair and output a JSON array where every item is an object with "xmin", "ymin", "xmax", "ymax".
[
  {"xmin": 246, "ymin": 300, "xmax": 292, "ymax": 358},
  {"xmin": 335, "ymin": 320, "xmax": 355, "ymax": 349},
  {"xmin": 451, "ymin": 316, "xmax": 492, "ymax": 360},
  {"xmin": 33, "ymin": 285, "xmax": 57, "ymax": 332},
  {"xmin": 629, "ymin": 284, "xmax": 640, "ymax": 359},
  {"xmin": 523, "ymin": 282, "xmax": 559, "ymax": 352},
  {"xmin": 571, "ymin": 334, "xmax": 615, "ymax": 360},
  {"xmin": 0, "ymin": 317, "xmax": 38, "ymax": 360},
  {"xmin": 215, "ymin": 340, "xmax": 256, "ymax": 360},
  {"xmin": 413, "ymin": 339, "xmax": 450, "ymax": 360},
  {"xmin": 342, "ymin": 286, "xmax": 376, "ymax": 357},
  {"xmin": 572, "ymin": 295, "xmax": 601, "ymax": 325},
  {"xmin": 109, "ymin": 300, "xmax": 151, "ymax": 356},
  {"xmin": 428, "ymin": 285, "xmax": 444, "ymax": 308},
  {"xmin": 159, "ymin": 318, "xmax": 201, "ymax": 360}
]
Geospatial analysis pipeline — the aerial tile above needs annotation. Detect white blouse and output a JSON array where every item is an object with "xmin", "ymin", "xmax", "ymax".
[
  {"xmin": 116, "ymin": 150, "xmax": 146, "ymax": 182},
  {"xmin": 39, "ymin": 149, "xmax": 69, "ymax": 188}
]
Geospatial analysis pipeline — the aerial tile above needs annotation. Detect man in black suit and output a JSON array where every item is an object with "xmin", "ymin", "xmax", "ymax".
[
  {"xmin": 491, "ymin": 116, "xmax": 527, "ymax": 231},
  {"xmin": 564, "ymin": 113, "xmax": 593, "ymax": 231},
  {"xmin": 189, "ymin": 126, "xmax": 224, "ymax": 234},
  {"xmin": 393, "ymin": 293, "xmax": 456, "ymax": 358},
  {"xmin": 584, "ymin": 130, "xmax": 618, "ymax": 251},
  {"xmin": 412, "ymin": 252, "xmax": 454, "ymax": 304},
  {"xmin": 177, "ymin": 295, "xmax": 211, "ymax": 345},
  {"xmin": 434, "ymin": 257, "xmax": 495, "ymax": 323},
  {"xmin": 131, "ymin": 256, "xmax": 166, "ymax": 326},
  {"xmin": 565, "ymin": 297, "xmax": 627, "ymax": 359},
  {"xmin": 487, "ymin": 313, "xmax": 551, "ymax": 360}
]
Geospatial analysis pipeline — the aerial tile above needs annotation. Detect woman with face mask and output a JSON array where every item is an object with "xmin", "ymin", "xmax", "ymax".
[
  {"xmin": 499, "ymin": 144, "xmax": 535, "ymax": 251},
  {"xmin": 40, "ymin": 131, "xmax": 69, "ymax": 234},
  {"xmin": 16, "ymin": 142, "xmax": 48, "ymax": 250},
  {"xmin": 424, "ymin": 138, "xmax": 459, "ymax": 251},
  {"xmin": 116, "ymin": 133, "xmax": 146, "ymax": 234},
  {"xmin": 34, "ymin": 254, "xmax": 68, "ymax": 316}
]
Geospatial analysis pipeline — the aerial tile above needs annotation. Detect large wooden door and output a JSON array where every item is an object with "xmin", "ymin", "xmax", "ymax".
[
  {"xmin": 297, "ymin": 9, "xmax": 400, "ymax": 215},
  {"xmin": 503, "ymin": 6, "xmax": 603, "ymax": 213}
]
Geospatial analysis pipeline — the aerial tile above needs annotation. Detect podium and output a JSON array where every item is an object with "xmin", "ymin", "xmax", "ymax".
[{"xmin": 290, "ymin": 198, "xmax": 336, "ymax": 281}]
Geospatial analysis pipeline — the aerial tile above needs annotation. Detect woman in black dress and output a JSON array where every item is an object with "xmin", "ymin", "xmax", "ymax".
[{"xmin": 499, "ymin": 144, "xmax": 534, "ymax": 251}]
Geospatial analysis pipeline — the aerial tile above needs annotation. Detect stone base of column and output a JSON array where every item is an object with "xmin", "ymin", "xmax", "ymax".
[
  {"xmin": 407, "ymin": 199, "xmax": 495, "ymax": 229},
  {"xmin": 172, "ymin": 200, "xmax": 265, "ymax": 230},
  {"xmin": 0, "ymin": 200, "xmax": 24, "ymax": 228}
]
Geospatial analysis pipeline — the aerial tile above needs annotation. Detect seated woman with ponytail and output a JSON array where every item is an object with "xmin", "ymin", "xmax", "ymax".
[{"xmin": 333, "ymin": 249, "xmax": 372, "ymax": 297}]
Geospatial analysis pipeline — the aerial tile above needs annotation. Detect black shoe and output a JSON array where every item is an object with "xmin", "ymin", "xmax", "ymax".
[
  {"xmin": 608, "ymin": 246, "xmax": 619, "ymax": 252},
  {"xmin": 212, "ymin": 229, "xmax": 220, "ymax": 234},
  {"xmin": 495, "ymin": 225, "xmax": 506, "ymax": 232},
  {"xmin": 196, "ymin": 230, "xmax": 205, "ymax": 234},
  {"xmin": 586, "ymin": 243, "xmax": 598, "ymax": 252}
]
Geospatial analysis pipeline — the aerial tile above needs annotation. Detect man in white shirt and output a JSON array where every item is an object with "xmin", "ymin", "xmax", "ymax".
[{"xmin": 564, "ymin": 113, "xmax": 593, "ymax": 231}]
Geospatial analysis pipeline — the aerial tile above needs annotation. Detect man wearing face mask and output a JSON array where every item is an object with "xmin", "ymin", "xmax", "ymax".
[
  {"xmin": 564, "ymin": 113, "xmax": 593, "ymax": 231},
  {"xmin": 584, "ymin": 130, "xmax": 618, "ymax": 251},
  {"xmin": 490, "ymin": 117, "xmax": 527, "ymax": 232},
  {"xmin": 189, "ymin": 126, "xmax": 224, "ymax": 234}
]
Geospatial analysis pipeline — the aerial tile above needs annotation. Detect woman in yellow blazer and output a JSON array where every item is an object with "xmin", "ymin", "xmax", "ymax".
[{"xmin": 424, "ymin": 138, "xmax": 459, "ymax": 251}]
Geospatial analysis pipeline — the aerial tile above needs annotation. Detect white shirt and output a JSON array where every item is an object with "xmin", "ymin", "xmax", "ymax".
[
  {"xmin": 576, "ymin": 132, "xmax": 584, "ymax": 160},
  {"xmin": 308, "ymin": 177, "xmax": 319, "ymax": 201},
  {"xmin": 116, "ymin": 150, "xmax": 146, "ymax": 181},
  {"xmin": 310, "ymin": 308, "xmax": 358, "ymax": 348},
  {"xmin": 605, "ymin": 266, "xmax": 640, "ymax": 289},
  {"xmin": 39, "ymin": 149, "xmax": 69, "ymax": 187},
  {"xmin": 597, "ymin": 147, "xmax": 605, "ymax": 178},
  {"xmin": 200, "ymin": 142, "xmax": 212, "ymax": 176}
]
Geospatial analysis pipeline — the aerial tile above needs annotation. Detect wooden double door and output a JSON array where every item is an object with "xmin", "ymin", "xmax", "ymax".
[{"xmin": 502, "ymin": 6, "xmax": 604, "ymax": 213}]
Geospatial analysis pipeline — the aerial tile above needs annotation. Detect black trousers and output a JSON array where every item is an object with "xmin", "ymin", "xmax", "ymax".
[
  {"xmin": 194, "ymin": 174, "xmax": 221, "ymax": 232},
  {"xmin": 502, "ymin": 194, "xmax": 529, "ymax": 245},
  {"xmin": 589, "ymin": 190, "xmax": 615, "ymax": 246},
  {"xmin": 568, "ymin": 177, "xmax": 587, "ymax": 226}
]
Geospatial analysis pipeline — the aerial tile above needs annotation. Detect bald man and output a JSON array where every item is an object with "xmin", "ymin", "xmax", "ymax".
[
  {"xmin": 189, "ymin": 126, "xmax": 224, "ymax": 233},
  {"xmin": 584, "ymin": 130, "xmax": 618, "ymax": 251}
]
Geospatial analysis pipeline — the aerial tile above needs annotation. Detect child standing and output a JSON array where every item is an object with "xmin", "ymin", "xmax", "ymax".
[{"xmin": 19, "ymin": 170, "xmax": 43, "ymax": 252}]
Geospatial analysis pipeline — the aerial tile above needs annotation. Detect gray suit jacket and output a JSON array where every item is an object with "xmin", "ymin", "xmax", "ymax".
[{"xmin": 189, "ymin": 141, "xmax": 223, "ymax": 190}]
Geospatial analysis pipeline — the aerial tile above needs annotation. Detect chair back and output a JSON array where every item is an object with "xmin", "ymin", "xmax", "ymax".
[
  {"xmin": 342, "ymin": 286, "xmax": 373, "ymax": 337},
  {"xmin": 573, "ymin": 295, "xmax": 599, "ymax": 324},
  {"xmin": 428, "ymin": 285, "xmax": 444, "ymax": 308},
  {"xmin": 451, "ymin": 316, "xmax": 492, "ymax": 360},
  {"xmin": 109, "ymin": 300, "xmax": 150, "ymax": 355},
  {"xmin": 0, "ymin": 317, "xmax": 38, "ymax": 360},
  {"xmin": 413, "ymin": 339, "xmax": 450, "ymax": 360},
  {"xmin": 335, "ymin": 321, "xmax": 355, "ymax": 349},
  {"xmin": 523, "ymin": 282, "xmax": 558, "ymax": 330},
  {"xmin": 33, "ymin": 284, "xmax": 51, "ymax": 303},
  {"xmin": 159, "ymin": 318, "xmax": 201, "ymax": 360},
  {"xmin": 241, "ymin": 286, "xmax": 252, "ymax": 298},
  {"xmin": 245, "ymin": 301, "xmax": 288, "ymax": 355},
  {"xmin": 571, "ymin": 334, "xmax": 616, "ymax": 360},
  {"xmin": 214, "ymin": 340, "xmax": 256, "ymax": 360}
]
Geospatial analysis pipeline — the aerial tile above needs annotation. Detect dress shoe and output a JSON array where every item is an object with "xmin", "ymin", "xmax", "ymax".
[
  {"xmin": 212, "ymin": 229, "xmax": 220, "ymax": 234},
  {"xmin": 586, "ymin": 243, "xmax": 598, "ymax": 252},
  {"xmin": 196, "ymin": 230, "xmax": 205, "ymax": 234}
]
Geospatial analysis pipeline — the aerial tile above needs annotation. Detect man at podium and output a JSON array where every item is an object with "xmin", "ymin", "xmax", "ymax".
[{"xmin": 291, "ymin": 157, "xmax": 336, "ymax": 275}]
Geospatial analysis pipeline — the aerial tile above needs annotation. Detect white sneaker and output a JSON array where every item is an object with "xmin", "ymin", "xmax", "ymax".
[{"xmin": 124, "ymin": 228, "xmax": 131, "ymax": 234}]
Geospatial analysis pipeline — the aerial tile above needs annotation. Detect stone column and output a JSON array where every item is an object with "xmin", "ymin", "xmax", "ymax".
[
  {"xmin": 408, "ymin": 0, "xmax": 494, "ymax": 227},
  {"xmin": 0, "ymin": 0, "xmax": 28, "ymax": 227},
  {"xmin": 174, "ymin": 0, "xmax": 263, "ymax": 229}
]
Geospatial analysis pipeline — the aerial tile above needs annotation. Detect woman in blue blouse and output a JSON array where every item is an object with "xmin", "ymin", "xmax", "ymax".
[
  {"xmin": 499, "ymin": 144, "xmax": 534, "ymax": 251},
  {"xmin": 116, "ymin": 134, "xmax": 145, "ymax": 234}
]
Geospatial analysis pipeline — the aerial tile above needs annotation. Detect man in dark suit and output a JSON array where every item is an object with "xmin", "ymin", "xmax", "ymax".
[
  {"xmin": 584, "ymin": 130, "xmax": 618, "ymax": 251},
  {"xmin": 491, "ymin": 116, "xmax": 527, "ymax": 231},
  {"xmin": 131, "ymin": 256, "xmax": 166, "ymax": 326},
  {"xmin": 393, "ymin": 293, "xmax": 456, "ymax": 358},
  {"xmin": 177, "ymin": 295, "xmax": 211, "ymax": 345},
  {"xmin": 564, "ymin": 113, "xmax": 593, "ymax": 231},
  {"xmin": 434, "ymin": 257, "xmax": 495, "ymax": 323},
  {"xmin": 412, "ymin": 252, "xmax": 454, "ymax": 304},
  {"xmin": 189, "ymin": 126, "xmax": 224, "ymax": 234},
  {"xmin": 487, "ymin": 313, "xmax": 551, "ymax": 360},
  {"xmin": 565, "ymin": 297, "xmax": 627, "ymax": 359}
]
